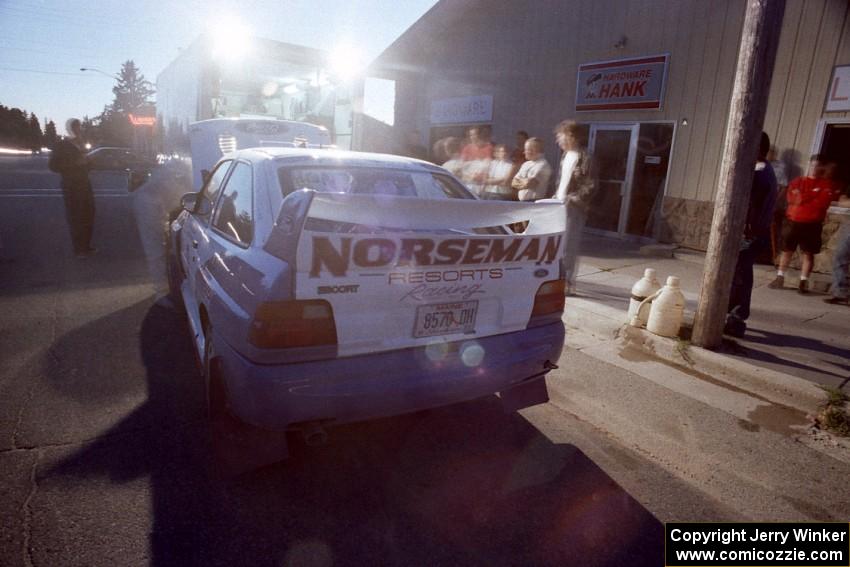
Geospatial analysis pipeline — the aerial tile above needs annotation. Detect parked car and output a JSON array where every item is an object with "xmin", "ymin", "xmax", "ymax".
[
  {"xmin": 87, "ymin": 146, "xmax": 153, "ymax": 171},
  {"xmin": 167, "ymin": 147, "xmax": 566, "ymax": 455}
]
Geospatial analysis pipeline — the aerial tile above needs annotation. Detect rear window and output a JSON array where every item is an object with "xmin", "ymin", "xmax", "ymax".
[
  {"xmin": 278, "ymin": 166, "xmax": 474, "ymax": 200},
  {"xmin": 278, "ymin": 166, "xmax": 507, "ymax": 235}
]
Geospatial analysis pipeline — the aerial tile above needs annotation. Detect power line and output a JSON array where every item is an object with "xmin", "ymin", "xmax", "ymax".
[
  {"xmin": 0, "ymin": 66, "xmax": 100, "ymax": 77},
  {"xmin": 0, "ymin": 4, "xmax": 116, "ymax": 28},
  {"xmin": 1, "ymin": 37, "xmax": 105, "ymax": 58}
]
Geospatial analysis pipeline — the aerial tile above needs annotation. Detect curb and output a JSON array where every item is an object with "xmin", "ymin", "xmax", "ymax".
[{"xmin": 563, "ymin": 297, "xmax": 827, "ymax": 416}]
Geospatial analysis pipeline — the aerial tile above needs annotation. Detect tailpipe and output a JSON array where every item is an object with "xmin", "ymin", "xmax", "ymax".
[{"xmin": 301, "ymin": 422, "xmax": 329, "ymax": 447}]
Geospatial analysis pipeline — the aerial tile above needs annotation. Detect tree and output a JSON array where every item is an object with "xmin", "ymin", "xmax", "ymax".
[
  {"xmin": 28, "ymin": 113, "xmax": 43, "ymax": 150},
  {"xmin": 97, "ymin": 60, "xmax": 155, "ymax": 146},
  {"xmin": 111, "ymin": 60, "xmax": 155, "ymax": 115},
  {"xmin": 44, "ymin": 120, "xmax": 58, "ymax": 148},
  {"xmin": 0, "ymin": 104, "xmax": 35, "ymax": 149},
  {"xmin": 81, "ymin": 114, "xmax": 102, "ymax": 144}
]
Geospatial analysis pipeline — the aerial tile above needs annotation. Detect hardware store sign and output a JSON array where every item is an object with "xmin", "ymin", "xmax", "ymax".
[
  {"xmin": 430, "ymin": 95, "xmax": 493, "ymax": 124},
  {"xmin": 576, "ymin": 54, "xmax": 668, "ymax": 111}
]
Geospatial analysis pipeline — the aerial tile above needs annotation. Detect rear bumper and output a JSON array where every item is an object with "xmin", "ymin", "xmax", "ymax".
[{"xmin": 215, "ymin": 322, "xmax": 565, "ymax": 431}]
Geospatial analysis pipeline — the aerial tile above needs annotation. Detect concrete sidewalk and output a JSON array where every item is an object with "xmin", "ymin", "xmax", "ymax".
[{"xmin": 565, "ymin": 234, "xmax": 850, "ymax": 391}]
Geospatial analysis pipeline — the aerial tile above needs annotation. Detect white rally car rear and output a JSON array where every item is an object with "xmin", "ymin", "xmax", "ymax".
[{"xmin": 171, "ymin": 149, "xmax": 566, "ymax": 442}]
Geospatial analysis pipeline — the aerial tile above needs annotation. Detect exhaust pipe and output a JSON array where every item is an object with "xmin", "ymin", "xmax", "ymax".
[{"xmin": 301, "ymin": 422, "xmax": 328, "ymax": 447}]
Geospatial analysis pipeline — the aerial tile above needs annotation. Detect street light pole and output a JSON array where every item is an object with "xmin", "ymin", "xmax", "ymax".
[{"xmin": 79, "ymin": 67, "xmax": 120, "ymax": 81}]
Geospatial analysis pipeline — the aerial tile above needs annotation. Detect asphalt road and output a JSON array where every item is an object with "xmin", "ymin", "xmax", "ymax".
[
  {"xmin": 0, "ymin": 155, "xmax": 762, "ymax": 566},
  {"xmin": 2, "ymin": 154, "xmax": 849, "ymax": 567}
]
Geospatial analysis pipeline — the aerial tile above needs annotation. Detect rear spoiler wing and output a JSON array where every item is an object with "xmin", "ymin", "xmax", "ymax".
[{"xmin": 264, "ymin": 191, "xmax": 567, "ymax": 262}]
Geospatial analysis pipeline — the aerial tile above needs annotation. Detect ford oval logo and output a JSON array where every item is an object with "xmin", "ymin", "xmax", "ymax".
[{"xmin": 534, "ymin": 269, "xmax": 549, "ymax": 278}]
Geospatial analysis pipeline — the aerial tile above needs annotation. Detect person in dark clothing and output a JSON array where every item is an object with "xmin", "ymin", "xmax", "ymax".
[
  {"xmin": 724, "ymin": 132, "xmax": 778, "ymax": 337},
  {"xmin": 48, "ymin": 118, "xmax": 96, "ymax": 257}
]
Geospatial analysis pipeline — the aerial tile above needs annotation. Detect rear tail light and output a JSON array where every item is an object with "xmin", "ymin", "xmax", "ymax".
[
  {"xmin": 527, "ymin": 279, "xmax": 566, "ymax": 328},
  {"xmin": 249, "ymin": 300, "xmax": 338, "ymax": 349}
]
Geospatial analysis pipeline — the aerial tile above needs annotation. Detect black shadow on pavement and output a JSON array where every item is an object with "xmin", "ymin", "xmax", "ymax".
[
  {"xmin": 724, "ymin": 328, "xmax": 850, "ymax": 383},
  {"xmin": 44, "ymin": 303, "xmax": 664, "ymax": 567}
]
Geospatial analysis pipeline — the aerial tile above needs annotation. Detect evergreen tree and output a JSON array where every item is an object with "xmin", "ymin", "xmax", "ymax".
[
  {"xmin": 28, "ymin": 113, "xmax": 43, "ymax": 150},
  {"xmin": 0, "ymin": 105, "xmax": 33, "ymax": 148},
  {"xmin": 44, "ymin": 120, "xmax": 58, "ymax": 148},
  {"xmin": 111, "ymin": 60, "xmax": 155, "ymax": 114},
  {"xmin": 97, "ymin": 61, "xmax": 155, "ymax": 146}
]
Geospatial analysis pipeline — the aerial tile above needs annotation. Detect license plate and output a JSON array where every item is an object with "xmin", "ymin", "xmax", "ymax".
[{"xmin": 413, "ymin": 301, "xmax": 478, "ymax": 338}]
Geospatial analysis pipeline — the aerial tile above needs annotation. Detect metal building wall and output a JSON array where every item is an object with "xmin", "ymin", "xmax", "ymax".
[
  {"xmin": 765, "ymin": 0, "xmax": 850, "ymax": 165},
  {"xmin": 390, "ymin": 0, "xmax": 847, "ymax": 196},
  {"xmin": 396, "ymin": 0, "xmax": 751, "ymax": 204},
  {"xmin": 374, "ymin": 0, "xmax": 848, "ymax": 250}
]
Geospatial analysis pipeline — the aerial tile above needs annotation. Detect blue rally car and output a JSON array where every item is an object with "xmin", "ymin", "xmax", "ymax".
[{"xmin": 167, "ymin": 144, "xmax": 566, "ymax": 452}]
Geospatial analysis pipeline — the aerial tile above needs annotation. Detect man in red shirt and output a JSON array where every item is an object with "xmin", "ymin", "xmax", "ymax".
[
  {"xmin": 768, "ymin": 155, "xmax": 840, "ymax": 293},
  {"xmin": 460, "ymin": 126, "xmax": 494, "ymax": 161}
]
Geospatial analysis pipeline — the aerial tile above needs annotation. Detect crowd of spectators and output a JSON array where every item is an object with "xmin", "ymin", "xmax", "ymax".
[
  {"xmin": 429, "ymin": 126, "xmax": 553, "ymax": 202},
  {"xmin": 406, "ymin": 124, "xmax": 850, "ymax": 307}
]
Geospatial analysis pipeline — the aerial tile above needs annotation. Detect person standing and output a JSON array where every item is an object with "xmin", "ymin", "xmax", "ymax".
[
  {"xmin": 512, "ymin": 137, "xmax": 552, "ymax": 202},
  {"xmin": 48, "ymin": 118, "xmax": 96, "ymax": 258},
  {"xmin": 553, "ymin": 120, "xmax": 595, "ymax": 295},
  {"xmin": 510, "ymin": 130, "xmax": 530, "ymax": 168},
  {"xmin": 768, "ymin": 155, "xmax": 840, "ymax": 293},
  {"xmin": 724, "ymin": 133, "xmax": 778, "ymax": 337},
  {"xmin": 481, "ymin": 144, "xmax": 515, "ymax": 200},
  {"xmin": 460, "ymin": 126, "xmax": 494, "ymax": 161},
  {"xmin": 766, "ymin": 145, "xmax": 788, "ymax": 261},
  {"xmin": 441, "ymin": 137, "xmax": 465, "ymax": 178},
  {"xmin": 824, "ymin": 192, "xmax": 850, "ymax": 305},
  {"xmin": 460, "ymin": 126, "xmax": 493, "ymax": 196}
]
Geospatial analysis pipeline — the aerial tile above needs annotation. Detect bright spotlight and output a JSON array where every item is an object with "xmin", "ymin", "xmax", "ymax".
[
  {"xmin": 208, "ymin": 17, "xmax": 252, "ymax": 63},
  {"xmin": 329, "ymin": 45, "xmax": 365, "ymax": 82},
  {"xmin": 261, "ymin": 81, "xmax": 279, "ymax": 97}
]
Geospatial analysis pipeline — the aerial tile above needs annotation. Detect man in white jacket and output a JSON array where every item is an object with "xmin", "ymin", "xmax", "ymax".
[{"xmin": 553, "ymin": 121, "xmax": 596, "ymax": 295}]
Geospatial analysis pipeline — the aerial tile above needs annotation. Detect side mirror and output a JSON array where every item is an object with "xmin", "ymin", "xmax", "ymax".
[
  {"xmin": 180, "ymin": 192, "xmax": 213, "ymax": 216},
  {"xmin": 201, "ymin": 169, "xmax": 211, "ymax": 185}
]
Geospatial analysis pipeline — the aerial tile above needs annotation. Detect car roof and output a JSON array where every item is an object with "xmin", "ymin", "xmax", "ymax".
[
  {"xmin": 89, "ymin": 146, "xmax": 131, "ymax": 152},
  {"xmin": 230, "ymin": 147, "xmax": 445, "ymax": 174}
]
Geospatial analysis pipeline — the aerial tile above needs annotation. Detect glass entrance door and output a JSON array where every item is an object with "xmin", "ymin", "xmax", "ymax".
[{"xmin": 586, "ymin": 124, "xmax": 639, "ymax": 235}]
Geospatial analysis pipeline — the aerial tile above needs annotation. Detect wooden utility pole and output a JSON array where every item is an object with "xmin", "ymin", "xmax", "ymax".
[{"xmin": 692, "ymin": 0, "xmax": 785, "ymax": 348}]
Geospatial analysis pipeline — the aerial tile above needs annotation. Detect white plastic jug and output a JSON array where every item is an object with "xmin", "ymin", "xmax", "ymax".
[
  {"xmin": 627, "ymin": 268, "xmax": 661, "ymax": 325},
  {"xmin": 647, "ymin": 276, "xmax": 686, "ymax": 338}
]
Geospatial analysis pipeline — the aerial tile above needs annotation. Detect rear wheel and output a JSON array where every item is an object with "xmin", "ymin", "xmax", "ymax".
[
  {"xmin": 165, "ymin": 235, "xmax": 185, "ymax": 313},
  {"xmin": 203, "ymin": 323, "xmax": 228, "ymax": 420},
  {"xmin": 202, "ymin": 322, "xmax": 292, "ymax": 473}
]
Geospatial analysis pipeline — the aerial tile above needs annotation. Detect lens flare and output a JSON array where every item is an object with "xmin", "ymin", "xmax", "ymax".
[{"xmin": 460, "ymin": 342, "xmax": 485, "ymax": 367}]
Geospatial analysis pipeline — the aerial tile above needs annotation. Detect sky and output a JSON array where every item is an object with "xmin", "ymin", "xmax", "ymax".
[{"xmin": 0, "ymin": 0, "xmax": 437, "ymax": 132}]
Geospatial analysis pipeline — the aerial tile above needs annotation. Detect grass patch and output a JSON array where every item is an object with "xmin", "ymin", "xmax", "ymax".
[
  {"xmin": 675, "ymin": 338, "xmax": 695, "ymax": 366},
  {"xmin": 816, "ymin": 387, "xmax": 850, "ymax": 437},
  {"xmin": 824, "ymin": 387, "xmax": 849, "ymax": 406}
]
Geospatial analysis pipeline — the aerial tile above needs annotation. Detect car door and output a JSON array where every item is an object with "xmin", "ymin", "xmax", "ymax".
[
  {"xmin": 199, "ymin": 161, "xmax": 255, "ymax": 339},
  {"xmin": 181, "ymin": 159, "xmax": 233, "ymax": 309}
]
